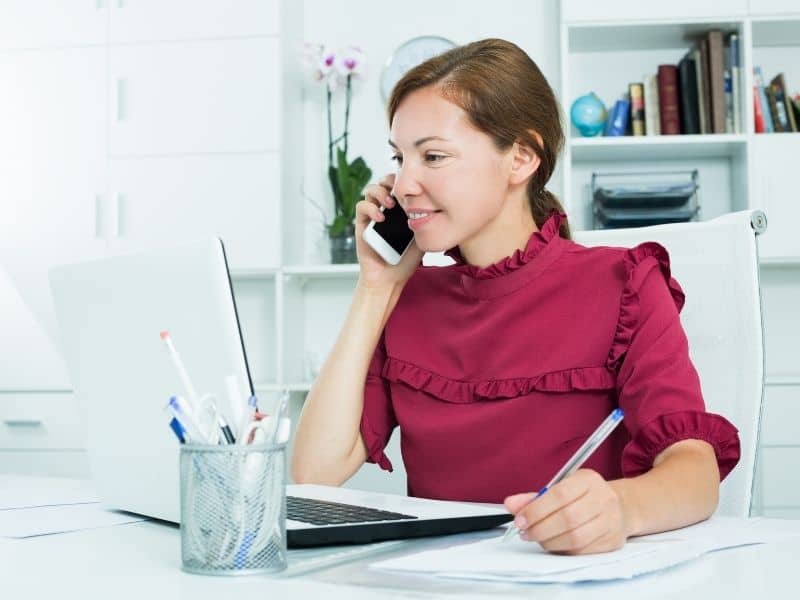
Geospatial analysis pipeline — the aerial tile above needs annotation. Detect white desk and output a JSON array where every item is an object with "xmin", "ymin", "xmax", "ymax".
[{"xmin": 2, "ymin": 514, "xmax": 799, "ymax": 599}]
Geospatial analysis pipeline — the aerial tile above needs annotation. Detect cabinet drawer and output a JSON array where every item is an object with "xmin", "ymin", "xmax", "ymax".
[
  {"xmin": 108, "ymin": 38, "xmax": 280, "ymax": 155},
  {"xmin": 761, "ymin": 385, "xmax": 800, "ymax": 446},
  {"xmin": 108, "ymin": 0, "xmax": 280, "ymax": 43},
  {"xmin": 0, "ymin": 450, "xmax": 90, "ymax": 478},
  {"xmin": 560, "ymin": 0, "xmax": 746, "ymax": 23},
  {"xmin": 0, "ymin": 393, "xmax": 85, "ymax": 450}
]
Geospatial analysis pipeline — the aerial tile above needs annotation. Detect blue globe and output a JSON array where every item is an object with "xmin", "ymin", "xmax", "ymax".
[{"xmin": 570, "ymin": 92, "xmax": 607, "ymax": 137}]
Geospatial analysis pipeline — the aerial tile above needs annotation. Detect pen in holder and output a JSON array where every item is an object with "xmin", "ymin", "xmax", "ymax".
[{"xmin": 179, "ymin": 440, "xmax": 288, "ymax": 575}]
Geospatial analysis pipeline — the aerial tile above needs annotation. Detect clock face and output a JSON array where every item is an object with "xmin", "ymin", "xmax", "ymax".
[{"xmin": 381, "ymin": 36, "xmax": 457, "ymax": 101}]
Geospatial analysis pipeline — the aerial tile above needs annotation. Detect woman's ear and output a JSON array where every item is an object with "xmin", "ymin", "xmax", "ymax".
[{"xmin": 509, "ymin": 133, "xmax": 542, "ymax": 185}]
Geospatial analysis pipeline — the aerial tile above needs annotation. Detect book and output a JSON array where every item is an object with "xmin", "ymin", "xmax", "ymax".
[
  {"xmin": 728, "ymin": 33, "xmax": 742, "ymax": 134},
  {"xmin": 765, "ymin": 85, "xmax": 784, "ymax": 132},
  {"xmin": 771, "ymin": 73, "xmax": 798, "ymax": 132},
  {"xmin": 644, "ymin": 74, "xmax": 661, "ymax": 136},
  {"xmin": 698, "ymin": 38, "xmax": 713, "ymax": 135},
  {"xmin": 753, "ymin": 66, "xmax": 774, "ymax": 133},
  {"xmin": 753, "ymin": 82, "xmax": 766, "ymax": 133},
  {"xmin": 629, "ymin": 83, "xmax": 645, "ymax": 136},
  {"xmin": 692, "ymin": 48, "xmax": 709, "ymax": 134},
  {"xmin": 605, "ymin": 97, "xmax": 631, "ymax": 136},
  {"xmin": 707, "ymin": 30, "xmax": 726, "ymax": 134},
  {"xmin": 657, "ymin": 64, "xmax": 681, "ymax": 135},
  {"xmin": 678, "ymin": 53, "xmax": 700, "ymax": 134},
  {"xmin": 724, "ymin": 67, "xmax": 734, "ymax": 133}
]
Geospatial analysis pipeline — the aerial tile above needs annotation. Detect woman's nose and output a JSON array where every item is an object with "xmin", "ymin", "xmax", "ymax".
[{"xmin": 392, "ymin": 163, "xmax": 423, "ymax": 203}]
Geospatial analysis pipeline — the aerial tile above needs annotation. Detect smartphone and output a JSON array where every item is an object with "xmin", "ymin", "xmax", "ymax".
[{"xmin": 363, "ymin": 200, "xmax": 415, "ymax": 265}]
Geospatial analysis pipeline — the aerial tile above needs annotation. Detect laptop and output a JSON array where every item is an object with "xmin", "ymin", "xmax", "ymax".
[{"xmin": 48, "ymin": 238, "xmax": 511, "ymax": 547}]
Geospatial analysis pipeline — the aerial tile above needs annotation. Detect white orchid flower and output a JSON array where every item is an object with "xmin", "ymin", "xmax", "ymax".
[{"xmin": 335, "ymin": 46, "xmax": 367, "ymax": 79}]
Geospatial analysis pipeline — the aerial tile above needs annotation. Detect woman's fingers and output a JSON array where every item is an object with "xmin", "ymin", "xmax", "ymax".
[
  {"xmin": 364, "ymin": 182, "xmax": 396, "ymax": 209},
  {"xmin": 355, "ymin": 199, "xmax": 385, "ymax": 223},
  {"xmin": 378, "ymin": 173, "xmax": 396, "ymax": 191}
]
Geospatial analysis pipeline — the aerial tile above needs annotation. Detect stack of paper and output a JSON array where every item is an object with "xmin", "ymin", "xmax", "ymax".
[
  {"xmin": 0, "ymin": 475, "xmax": 145, "ymax": 539},
  {"xmin": 370, "ymin": 517, "xmax": 800, "ymax": 583}
]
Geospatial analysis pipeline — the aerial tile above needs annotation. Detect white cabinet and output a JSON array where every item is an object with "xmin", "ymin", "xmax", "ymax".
[
  {"xmin": 108, "ymin": 38, "xmax": 281, "ymax": 156},
  {"xmin": 0, "ymin": 1, "xmax": 106, "ymax": 50},
  {"xmin": 108, "ymin": 0, "xmax": 280, "ymax": 43},
  {"xmin": 105, "ymin": 154, "xmax": 281, "ymax": 270},
  {"xmin": 0, "ymin": 47, "xmax": 106, "ymax": 163},
  {"xmin": 0, "ymin": 46, "xmax": 108, "ymax": 357},
  {"xmin": 749, "ymin": 0, "xmax": 800, "ymax": 16},
  {"xmin": 751, "ymin": 135, "xmax": 800, "ymax": 260},
  {"xmin": 560, "ymin": 0, "xmax": 747, "ymax": 23},
  {"xmin": 0, "ymin": 393, "xmax": 89, "ymax": 478}
]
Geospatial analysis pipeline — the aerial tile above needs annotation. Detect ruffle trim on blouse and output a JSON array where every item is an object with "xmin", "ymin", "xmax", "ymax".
[
  {"xmin": 359, "ymin": 414, "xmax": 394, "ymax": 472},
  {"xmin": 607, "ymin": 242, "xmax": 686, "ymax": 371},
  {"xmin": 621, "ymin": 410, "xmax": 741, "ymax": 481},
  {"xmin": 382, "ymin": 357, "xmax": 615, "ymax": 404},
  {"xmin": 444, "ymin": 211, "xmax": 567, "ymax": 280}
]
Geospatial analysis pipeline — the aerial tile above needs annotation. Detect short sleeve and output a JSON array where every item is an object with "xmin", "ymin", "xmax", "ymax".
[
  {"xmin": 359, "ymin": 332, "xmax": 397, "ymax": 472},
  {"xmin": 609, "ymin": 243, "xmax": 741, "ymax": 481}
]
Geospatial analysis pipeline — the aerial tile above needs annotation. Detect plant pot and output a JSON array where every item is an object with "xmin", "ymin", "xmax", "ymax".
[{"xmin": 329, "ymin": 225, "xmax": 357, "ymax": 264}]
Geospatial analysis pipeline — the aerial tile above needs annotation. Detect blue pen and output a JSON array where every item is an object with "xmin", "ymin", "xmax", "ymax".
[
  {"xmin": 502, "ymin": 408, "xmax": 625, "ymax": 542},
  {"xmin": 168, "ymin": 417, "xmax": 186, "ymax": 444}
]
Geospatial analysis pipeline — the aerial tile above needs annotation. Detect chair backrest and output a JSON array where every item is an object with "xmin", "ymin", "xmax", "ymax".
[{"xmin": 574, "ymin": 210, "xmax": 767, "ymax": 517}]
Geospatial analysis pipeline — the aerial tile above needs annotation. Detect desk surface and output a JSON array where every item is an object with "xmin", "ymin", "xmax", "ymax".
[{"xmin": 2, "ymin": 515, "xmax": 798, "ymax": 599}]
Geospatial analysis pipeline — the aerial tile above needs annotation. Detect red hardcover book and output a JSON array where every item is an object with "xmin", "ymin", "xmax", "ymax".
[
  {"xmin": 657, "ymin": 65, "xmax": 681, "ymax": 135},
  {"xmin": 753, "ymin": 83, "xmax": 765, "ymax": 133}
]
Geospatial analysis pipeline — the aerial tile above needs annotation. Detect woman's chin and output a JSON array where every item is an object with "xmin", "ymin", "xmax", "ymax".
[{"xmin": 413, "ymin": 236, "xmax": 452, "ymax": 254}]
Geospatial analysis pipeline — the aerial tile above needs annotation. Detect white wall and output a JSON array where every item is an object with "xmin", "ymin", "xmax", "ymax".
[{"xmin": 300, "ymin": 0, "xmax": 562, "ymax": 263}]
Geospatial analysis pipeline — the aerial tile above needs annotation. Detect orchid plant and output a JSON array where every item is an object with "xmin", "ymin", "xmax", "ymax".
[{"xmin": 304, "ymin": 43, "xmax": 372, "ymax": 238}]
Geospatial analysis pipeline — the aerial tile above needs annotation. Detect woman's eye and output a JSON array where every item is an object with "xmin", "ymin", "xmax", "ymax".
[
  {"xmin": 390, "ymin": 154, "xmax": 403, "ymax": 165},
  {"xmin": 426, "ymin": 154, "xmax": 446, "ymax": 163}
]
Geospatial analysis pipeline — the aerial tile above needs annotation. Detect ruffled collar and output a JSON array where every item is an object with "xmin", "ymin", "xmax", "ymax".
[{"xmin": 445, "ymin": 211, "xmax": 567, "ymax": 280}]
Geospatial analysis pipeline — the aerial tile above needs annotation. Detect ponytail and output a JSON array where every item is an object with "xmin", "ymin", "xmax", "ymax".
[{"xmin": 528, "ymin": 187, "xmax": 571, "ymax": 240}]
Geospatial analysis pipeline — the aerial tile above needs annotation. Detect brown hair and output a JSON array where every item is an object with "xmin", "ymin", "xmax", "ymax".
[{"xmin": 387, "ymin": 38, "xmax": 570, "ymax": 239}]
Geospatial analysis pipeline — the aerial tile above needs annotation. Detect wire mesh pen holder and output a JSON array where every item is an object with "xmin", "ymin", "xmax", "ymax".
[{"xmin": 180, "ymin": 442, "xmax": 288, "ymax": 575}]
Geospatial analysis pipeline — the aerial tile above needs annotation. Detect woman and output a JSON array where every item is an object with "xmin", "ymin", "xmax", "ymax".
[{"xmin": 291, "ymin": 38, "xmax": 740, "ymax": 555}]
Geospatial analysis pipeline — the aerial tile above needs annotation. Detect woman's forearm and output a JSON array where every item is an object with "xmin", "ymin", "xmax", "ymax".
[
  {"xmin": 291, "ymin": 281, "xmax": 401, "ymax": 485},
  {"xmin": 610, "ymin": 439, "xmax": 720, "ymax": 538}
]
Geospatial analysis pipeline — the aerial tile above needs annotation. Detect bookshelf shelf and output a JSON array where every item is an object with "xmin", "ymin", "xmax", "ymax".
[
  {"xmin": 568, "ymin": 20, "xmax": 743, "ymax": 53},
  {"xmin": 282, "ymin": 264, "xmax": 360, "ymax": 278},
  {"xmin": 570, "ymin": 134, "xmax": 747, "ymax": 161}
]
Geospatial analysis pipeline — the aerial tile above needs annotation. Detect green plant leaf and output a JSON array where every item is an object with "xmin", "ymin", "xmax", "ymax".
[{"xmin": 334, "ymin": 148, "xmax": 372, "ymax": 224}]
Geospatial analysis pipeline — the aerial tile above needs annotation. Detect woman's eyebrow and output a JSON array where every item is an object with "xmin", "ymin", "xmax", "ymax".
[{"xmin": 388, "ymin": 136, "xmax": 451, "ymax": 149}]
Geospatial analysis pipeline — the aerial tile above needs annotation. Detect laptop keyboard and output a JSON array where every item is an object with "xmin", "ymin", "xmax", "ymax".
[{"xmin": 287, "ymin": 496, "xmax": 418, "ymax": 526}]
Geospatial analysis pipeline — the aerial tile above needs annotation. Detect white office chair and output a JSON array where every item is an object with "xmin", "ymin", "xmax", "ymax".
[
  {"xmin": 355, "ymin": 210, "xmax": 767, "ymax": 517},
  {"xmin": 574, "ymin": 210, "xmax": 767, "ymax": 517}
]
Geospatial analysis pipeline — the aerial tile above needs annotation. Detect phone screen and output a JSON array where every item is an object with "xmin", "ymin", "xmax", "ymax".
[{"xmin": 373, "ymin": 201, "xmax": 414, "ymax": 255}]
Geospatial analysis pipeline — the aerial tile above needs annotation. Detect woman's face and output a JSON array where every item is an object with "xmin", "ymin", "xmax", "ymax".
[{"xmin": 389, "ymin": 86, "xmax": 515, "ymax": 253}]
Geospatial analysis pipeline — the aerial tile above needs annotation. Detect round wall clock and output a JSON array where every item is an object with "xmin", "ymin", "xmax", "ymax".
[{"xmin": 380, "ymin": 35, "xmax": 457, "ymax": 101}]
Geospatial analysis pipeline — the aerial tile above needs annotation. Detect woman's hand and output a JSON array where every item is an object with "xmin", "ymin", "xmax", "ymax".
[
  {"xmin": 503, "ymin": 469, "xmax": 634, "ymax": 555},
  {"xmin": 355, "ymin": 173, "xmax": 424, "ymax": 290}
]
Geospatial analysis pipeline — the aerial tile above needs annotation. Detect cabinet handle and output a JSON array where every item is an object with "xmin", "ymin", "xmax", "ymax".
[
  {"xmin": 115, "ymin": 78, "xmax": 126, "ymax": 122},
  {"xmin": 3, "ymin": 419, "xmax": 44, "ymax": 428},
  {"xmin": 110, "ymin": 193, "xmax": 124, "ymax": 238},
  {"xmin": 95, "ymin": 194, "xmax": 105, "ymax": 239}
]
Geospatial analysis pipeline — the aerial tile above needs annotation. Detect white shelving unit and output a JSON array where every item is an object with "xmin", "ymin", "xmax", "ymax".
[{"xmin": 560, "ymin": 0, "xmax": 800, "ymax": 518}]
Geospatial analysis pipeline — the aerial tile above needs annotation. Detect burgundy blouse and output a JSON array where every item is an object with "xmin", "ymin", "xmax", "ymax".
[{"xmin": 359, "ymin": 212, "xmax": 740, "ymax": 503}]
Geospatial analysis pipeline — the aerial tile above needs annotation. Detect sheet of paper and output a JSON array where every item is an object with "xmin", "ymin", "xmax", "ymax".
[
  {"xmin": 369, "ymin": 517, "xmax": 800, "ymax": 583},
  {"xmin": 0, "ymin": 503, "xmax": 145, "ymax": 538},
  {"xmin": 371, "ymin": 530, "xmax": 665, "ymax": 578},
  {"xmin": 0, "ymin": 475, "xmax": 99, "ymax": 510}
]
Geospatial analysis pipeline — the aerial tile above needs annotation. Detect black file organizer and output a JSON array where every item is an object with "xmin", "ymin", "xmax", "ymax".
[{"xmin": 591, "ymin": 170, "xmax": 700, "ymax": 229}]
